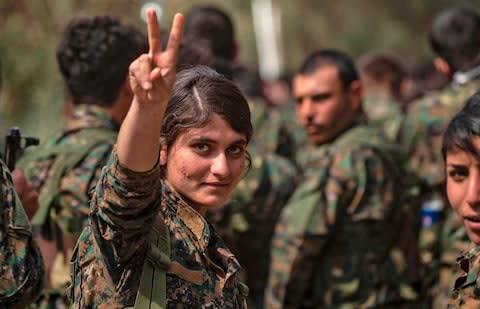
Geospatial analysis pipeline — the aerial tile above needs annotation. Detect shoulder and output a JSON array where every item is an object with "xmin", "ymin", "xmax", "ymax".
[{"xmin": 449, "ymin": 245, "xmax": 480, "ymax": 307}]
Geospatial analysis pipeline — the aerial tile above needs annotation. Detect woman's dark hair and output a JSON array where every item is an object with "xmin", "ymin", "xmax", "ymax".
[
  {"xmin": 161, "ymin": 65, "xmax": 252, "ymax": 159},
  {"xmin": 442, "ymin": 91, "xmax": 480, "ymax": 159}
]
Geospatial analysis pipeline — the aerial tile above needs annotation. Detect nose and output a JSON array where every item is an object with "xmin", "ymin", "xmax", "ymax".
[
  {"xmin": 466, "ymin": 174, "xmax": 480, "ymax": 207},
  {"xmin": 211, "ymin": 153, "xmax": 230, "ymax": 177},
  {"xmin": 297, "ymin": 98, "xmax": 315, "ymax": 123}
]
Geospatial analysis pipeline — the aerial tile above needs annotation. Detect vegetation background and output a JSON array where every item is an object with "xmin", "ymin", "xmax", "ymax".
[{"xmin": 1, "ymin": 0, "xmax": 479, "ymax": 142}]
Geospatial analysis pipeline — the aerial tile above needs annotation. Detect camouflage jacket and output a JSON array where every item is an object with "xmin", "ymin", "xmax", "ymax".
[
  {"xmin": 19, "ymin": 104, "xmax": 118, "ymax": 236},
  {"xmin": 70, "ymin": 150, "xmax": 247, "ymax": 309},
  {"xmin": 363, "ymin": 93, "xmax": 404, "ymax": 141},
  {"xmin": 0, "ymin": 159, "xmax": 44, "ymax": 308},
  {"xmin": 448, "ymin": 243, "xmax": 480, "ymax": 308},
  {"xmin": 265, "ymin": 125, "xmax": 421, "ymax": 309}
]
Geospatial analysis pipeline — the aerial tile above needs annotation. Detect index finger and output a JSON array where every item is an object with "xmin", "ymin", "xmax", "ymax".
[{"xmin": 147, "ymin": 8, "xmax": 162, "ymax": 57}]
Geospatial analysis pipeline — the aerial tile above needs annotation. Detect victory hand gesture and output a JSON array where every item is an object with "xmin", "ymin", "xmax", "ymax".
[
  {"xmin": 129, "ymin": 9, "xmax": 183, "ymax": 107},
  {"xmin": 118, "ymin": 10, "xmax": 183, "ymax": 172}
]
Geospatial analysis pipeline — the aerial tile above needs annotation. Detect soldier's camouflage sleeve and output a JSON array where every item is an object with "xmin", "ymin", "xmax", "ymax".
[
  {"xmin": 448, "ymin": 244, "xmax": 480, "ymax": 308},
  {"xmin": 0, "ymin": 159, "xmax": 44, "ymax": 308},
  {"xmin": 70, "ymin": 149, "xmax": 163, "ymax": 308},
  {"xmin": 266, "ymin": 143, "xmax": 412, "ymax": 308}
]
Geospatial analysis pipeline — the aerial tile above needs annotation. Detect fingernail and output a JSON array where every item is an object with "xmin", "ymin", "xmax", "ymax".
[{"xmin": 143, "ymin": 81, "xmax": 152, "ymax": 90}]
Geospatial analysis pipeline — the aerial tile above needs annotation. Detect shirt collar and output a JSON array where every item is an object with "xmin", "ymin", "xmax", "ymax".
[{"xmin": 66, "ymin": 104, "xmax": 119, "ymax": 132}]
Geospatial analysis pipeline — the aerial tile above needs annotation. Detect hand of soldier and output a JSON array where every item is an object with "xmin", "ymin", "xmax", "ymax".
[
  {"xmin": 129, "ymin": 9, "xmax": 183, "ymax": 108},
  {"xmin": 11, "ymin": 168, "xmax": 39, "ymax": 220}
]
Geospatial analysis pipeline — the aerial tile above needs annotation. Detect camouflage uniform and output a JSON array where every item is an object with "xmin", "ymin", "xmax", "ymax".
[
  {"xmin": 363, "ymin": 93, "xmax": 404, "ymax": 141},
  {"xmin": 400, "ymin": 77, "xmax": 480, "ymax": 307},
  {"xmin": 209, "ymin": 142, "xmax": 298, "ymax": 308},
  {"xmin": 247, "ymin": 97, "xmax": 305, "ymax": 165},
  {"xmin": 70, "ymin": 150, "xmax": 248, "ymax": 308},
  {"xmin": 19, "ymin": 104, "xmax": 118, "ymax": 308},
  {"xmin": 447, "ymin": 243, "xmax": 480, "ymax": 308},
  {"xmin": 0, "ymin": 159, "xmax": 44, "ymax": 308},
  {"xmin": 265, "ymin": 123, "xmax": 422, "ymax": 309}
]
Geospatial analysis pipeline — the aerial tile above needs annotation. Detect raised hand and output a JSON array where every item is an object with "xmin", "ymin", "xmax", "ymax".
[
  {"xmin": 129, "ymin": 9, "xmax": 183, "ymax": 107},
  {"xmin": 119, "ymin": 10, "xmax": 183, "ymax": 172}
]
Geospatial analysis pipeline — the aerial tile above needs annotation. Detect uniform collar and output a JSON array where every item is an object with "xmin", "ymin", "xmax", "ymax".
[
  {"xmin": 161, "ymin": 181, "xmax": 210, "ymax": 249},
  {"xmin": 66, "ymin": 104, "xmax": 119, "ymax": 132}
]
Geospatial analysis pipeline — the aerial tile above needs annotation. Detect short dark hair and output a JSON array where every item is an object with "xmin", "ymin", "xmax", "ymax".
[
  {"xmin": 56, "ymin": 15, "xmax": 147, "ymax": 106},
  {"xmin": 296, "ymin": 49, "xmax": 359, "ymax": 90},
  {"xmin": 161, "ymin": 66, "xmax": 252, "ymax": 150},
  {"xmin": 357, "ymin": 52, "xmax": 407, "ymax": 98},
  {"xmin": 184, "ymin": 5, "xmax": 236, "ymax": 61},
  {"xmin": 442, "ymin": 91, "xmax": 480, "ymax": 159},
  {"xmin": 429, "ymin": 7, "xmax": 480, "ymax": 72}
]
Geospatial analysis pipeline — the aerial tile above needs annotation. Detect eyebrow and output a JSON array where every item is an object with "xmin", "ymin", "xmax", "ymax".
[
  {"xmin": 190, "ymin": 136, "xmax": 247, "ymax": 145},
  {"xmin": 446, "ymin": 163, "xmax": 467, "ymax": 168},
  {"xmin": 295, "ymin": 91, "xmax": 331, "ymax": 103}
]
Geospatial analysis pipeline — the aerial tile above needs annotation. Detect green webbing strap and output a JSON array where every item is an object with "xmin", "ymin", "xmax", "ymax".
[
  {"xmin": 131, "ymin": 219, "xmax": 171, "ymax": 309},
  {"xmin": 28, "ymin": 129, "xmax": 116, "ymax": 226}
]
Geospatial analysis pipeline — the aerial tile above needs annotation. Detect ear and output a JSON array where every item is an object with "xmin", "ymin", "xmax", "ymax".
[
  {"xmin": 399, "ymin": 77, "xmax": 412, "ymax": 101},
  {"xmin": 434, "ymin": 57, "xmax": 451, "ymax": 77},
  {"xmin": 348, "ymin": 80, "xmax": 363, "ymax": 112},
  {"xmin": 159, "ymin": 139, "xmax": 168, "ymax": 166}
]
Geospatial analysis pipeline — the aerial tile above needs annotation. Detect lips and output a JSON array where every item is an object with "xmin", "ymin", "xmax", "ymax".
[
  {"xmin": 203, "ymin": 182, "xmax": 229, "ymax": 188},
  {"xmin": 464, "ymin": 215, "xmax": 480, "ymax": 231},
  {"xmin": 305, "ymin": 124, "xmax": 322, "ymax": 135}
]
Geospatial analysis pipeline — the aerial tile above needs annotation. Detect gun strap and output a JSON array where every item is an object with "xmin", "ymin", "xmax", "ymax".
[
  {"xmin": 26, "ymin": 128, "xmax": 116, "ymax": 227},
  {"xmin": 130, "ymin": 213, "xmax": 171, "ymax": 309}
]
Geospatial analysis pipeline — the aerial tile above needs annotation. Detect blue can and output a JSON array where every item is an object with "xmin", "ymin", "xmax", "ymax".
[{"xmin": 421, "ymin": 199, "xmax": 444, "ymax": 227}]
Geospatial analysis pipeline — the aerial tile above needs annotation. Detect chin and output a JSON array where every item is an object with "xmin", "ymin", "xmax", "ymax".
[{"xmin": 467, "ymin": 230, "xmax": 480, "ymax": 246}]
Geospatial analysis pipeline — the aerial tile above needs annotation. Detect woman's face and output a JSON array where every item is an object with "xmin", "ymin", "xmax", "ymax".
[
  {"xmin": 163, "ymin": 113, "xmax": 247, "ymax": 215},
  {"xmin": 446, "ymin": 137, "xmax": 480, "ymax": 245}
]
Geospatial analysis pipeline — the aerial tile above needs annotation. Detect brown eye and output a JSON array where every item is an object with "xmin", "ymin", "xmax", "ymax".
[
  {"xmin": 448, "ymin": 167, "xmax": 468, "ymax": 182},
  {"xmin": 227, "ymin": 145, "xmax": 245, "ymax": 157},
  {"xmin": 192, "ymin": 143, "xmax": 210, "ymax": 153}
]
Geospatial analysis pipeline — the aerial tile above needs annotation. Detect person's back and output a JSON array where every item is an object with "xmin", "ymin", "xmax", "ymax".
[
  {"xmin": 357, "ymin": 51, "xmax": 408, "ymax": 141},
  {"xmin": 398, "ymin": 7, "xmax": 480, "ymax": 307},
  {"xmin": 18, "ymin": 15, "xmax": 147, "ymax": 307},
  {"xmin": 0, "ymin": 159, "xmax": 44, "ymax": 308},
  {"xmin": 265, "ymin": 49, "xmax": 422, "ymax": 308}
]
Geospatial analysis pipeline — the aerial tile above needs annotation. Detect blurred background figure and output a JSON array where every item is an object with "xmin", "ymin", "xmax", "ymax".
[
  {"xmin": 266, "ymin": 49, "xmax": 423, "ymax": 309},
  {"xmin": 18, "ymin": 15, "xmax": 147, "ymax": 309},
  {"xmin": 403, "ymin": 58, "xmax": 450, "ymax": 104},
  {"xmin": 357, "ymin": 51, "xmax": 409, "ymax": 141}
]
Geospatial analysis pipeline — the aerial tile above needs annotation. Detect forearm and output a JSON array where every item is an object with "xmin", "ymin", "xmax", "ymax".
[{"xmin": 117, "ymin": 98, "xmax": 165, "ymax": 172}]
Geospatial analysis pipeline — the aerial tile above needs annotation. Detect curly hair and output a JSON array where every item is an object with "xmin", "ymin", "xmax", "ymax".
[{"xmin": 56, "ymin": 15, "xmax": 147, "ymax": 107}]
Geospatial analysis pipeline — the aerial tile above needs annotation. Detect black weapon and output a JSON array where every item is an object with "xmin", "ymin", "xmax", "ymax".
[{"xmin": 4, "ymin": 127, "xmax": 39, "ymax": 170}]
